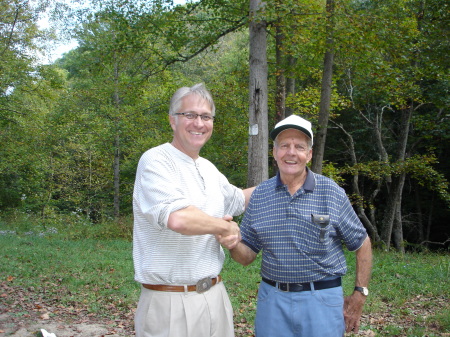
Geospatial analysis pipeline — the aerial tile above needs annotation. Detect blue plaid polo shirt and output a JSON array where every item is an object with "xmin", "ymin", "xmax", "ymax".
[{"xmin": 240, "ymin": 167, "xmax": 368, "ymax": 283}]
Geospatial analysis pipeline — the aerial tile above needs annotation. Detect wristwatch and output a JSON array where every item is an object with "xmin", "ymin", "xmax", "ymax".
[{"xmin": 354, "ymin": 286, "xmax": 369, "ymax": 296}]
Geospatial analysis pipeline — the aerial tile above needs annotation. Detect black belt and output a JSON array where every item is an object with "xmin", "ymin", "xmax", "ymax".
[{"xmin": 262, "ymin": 277, "xmax": 341, "ymax": 292}]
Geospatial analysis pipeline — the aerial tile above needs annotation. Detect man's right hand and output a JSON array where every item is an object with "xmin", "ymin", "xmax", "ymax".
[{"xmin": 216, "ymin": 215, "xmax": 241, "ymax": 249}]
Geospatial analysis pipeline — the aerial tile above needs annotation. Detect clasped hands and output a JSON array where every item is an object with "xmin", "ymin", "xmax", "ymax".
[{"xmin": 215, "ymin": 214, "xmax": 241, "ymax": 250}]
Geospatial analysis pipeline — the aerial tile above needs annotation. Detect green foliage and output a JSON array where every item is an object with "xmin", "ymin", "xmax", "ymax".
[
  {"xmin": 0, "ymin": 0, "xmax": 47, "ymax": 91},
  {"xmin": 0, "ymin": 63, "xmax": 69, "ymax": 212},
  {"xmin": 401, "ymin": 155, "xmax": 450, "ymax": 206},
  {"xmin": 321, "ymin": 161, "xmax": 346, "ymax": 186},
  {"xmin": 200, "ymin": 32, "xmax": 250, "ymax": 187},
  {"xmin": 286, "ymin": 80, "xmax": 350, "ymax": 121},
  {"xmin": 0, "ymin": 0, "xmax": 448, "ymax": 249},
  {"xmin": 340, "ymin": 154, "xmax": 449, "ymax": 206}
]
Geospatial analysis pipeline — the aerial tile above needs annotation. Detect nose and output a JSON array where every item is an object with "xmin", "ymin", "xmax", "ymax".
[
  {"xmin": 193, "ymin": 115, "xmax": 206, "ymax": 126},
  {"xmin": 286, "ymin": 144, "xmax": 295, "ymax": 154}
]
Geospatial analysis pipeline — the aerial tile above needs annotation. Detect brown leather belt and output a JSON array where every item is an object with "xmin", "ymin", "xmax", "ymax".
[{"xmin": 142, "ymin": 275, "xmax": 222, "ymax": 293}]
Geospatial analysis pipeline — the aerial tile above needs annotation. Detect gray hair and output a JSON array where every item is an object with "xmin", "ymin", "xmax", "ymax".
[{"xmin": 169, "ymin": 83, "xmax": 215, "ymax": 116}]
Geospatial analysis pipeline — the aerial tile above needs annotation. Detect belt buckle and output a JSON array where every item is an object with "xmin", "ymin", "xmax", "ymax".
[
  {"xmin": 196, "ymin": 277, "xmax": 212, "ymax": 293},
  {"xmin": 279, "ymin": 283, "xmax": 290, "ymax": 292},
  {"xmin": 279, "ymin": 283, "xmax": 303, "ymax": 292}
]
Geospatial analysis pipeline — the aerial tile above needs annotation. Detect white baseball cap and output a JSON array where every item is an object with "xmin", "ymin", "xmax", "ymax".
[{"xmin": 270, "ymin": 115, "xmax": 314, "ymax": 145}]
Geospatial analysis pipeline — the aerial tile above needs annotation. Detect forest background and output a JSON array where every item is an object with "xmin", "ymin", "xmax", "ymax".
[{"xmin": 0, "ymin": 0, "xmax": 449, "ymax": 252}]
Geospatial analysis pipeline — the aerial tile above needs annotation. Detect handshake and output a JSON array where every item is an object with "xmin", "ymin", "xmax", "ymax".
[{"xmin": 215, "ymin": 214, "xmax": 241, "ymax": 250}]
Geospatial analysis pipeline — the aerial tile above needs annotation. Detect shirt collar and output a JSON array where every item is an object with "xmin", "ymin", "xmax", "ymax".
[
  {"xmin": 166, "ymin": 142, "xmax": 199, "ymax": 165},
  {"xmin": 303, "ymin": 167, "xmax": 315, "ymax": 192},
  {"xmin": 275, "ymin": 167, "xmax": 316, "ymax": 192}
]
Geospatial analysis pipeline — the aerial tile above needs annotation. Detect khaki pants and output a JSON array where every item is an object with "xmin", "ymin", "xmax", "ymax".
[{"xmin": 135, "ymin": 281, "xmax": 235, "ymax": 337}]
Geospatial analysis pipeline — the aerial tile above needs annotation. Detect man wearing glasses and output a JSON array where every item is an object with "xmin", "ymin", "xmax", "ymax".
[{"xmin": 133, "ymin": 83, "xmax": 254, "ymax": 337}]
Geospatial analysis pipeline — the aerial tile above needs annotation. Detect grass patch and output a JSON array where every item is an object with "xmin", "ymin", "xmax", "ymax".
[
  {"xmin": 0, "ymin": 221, "xmax": 449, "ymax": 336},
  {"xmin": 223, "ymin": 252, "xmax": 261, "ymax": 329},
  {"xmin": 1, "ymin": 235, "xmax": 138, "ymax": 316},
  {"xmin": 0, "ymin": 209, "xmax": 133, "ymax": 240}
]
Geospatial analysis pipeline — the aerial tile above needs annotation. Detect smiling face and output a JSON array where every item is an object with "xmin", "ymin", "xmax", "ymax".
[
  {"xmin": 169, "ymin": 93, "xmax": 214, "ymax": 159},
  {"xmin": 273, "ymin": 128, "xmax": 312, "ymax": 184}
]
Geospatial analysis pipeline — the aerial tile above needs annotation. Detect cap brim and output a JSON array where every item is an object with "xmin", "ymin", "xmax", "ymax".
[{"xmin": 270, "ymin": 125, "xmax": 312, "ymax": 141}]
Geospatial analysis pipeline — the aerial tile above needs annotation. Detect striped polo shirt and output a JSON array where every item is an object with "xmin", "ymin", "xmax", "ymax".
[
  {"xmin": 133, "ymin": 143, "xmax": 245, "ymax": 285},
  {"xmin": 240, "ymin": 168, "xmax": 367, "ymax": 283}
]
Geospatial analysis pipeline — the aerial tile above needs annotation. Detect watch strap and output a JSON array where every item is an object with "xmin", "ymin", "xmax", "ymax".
[{"xmin": 354, "ymin": 286, "xmax": 369, "ymax": 296}]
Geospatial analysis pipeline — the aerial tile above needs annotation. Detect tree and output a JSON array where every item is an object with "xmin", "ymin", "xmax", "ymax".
[
  {"xmin": 0, "ymin": 64, "xmax": 69, "ymax": 212},
  {"xmin": 329, "ymin": 0, "xmax": 449, "ymax": 250},
  {"xmin": 0, "ymin": 0, "xmax": 66, "ymax": 213},
  {"xmin": 0, "ymin": 0, "xmax": 51, "ymax": 119},
  {"xmin": 247, "ymin": 0, "xmax": 269, "ymax": 186},
  {"xmin": 311, "ymin": 0, "xmax": 335, "ymax": 174},
  {"xmin": 52, "ymin": 0, "xmax": 251, "ymax": 218}
]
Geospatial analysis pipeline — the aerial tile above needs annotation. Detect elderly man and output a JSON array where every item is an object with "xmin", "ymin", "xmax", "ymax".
[
  {"xmin": 220, "ymin": 115, "xmax": 372, "ymax": 337},
  {"xmin": 133, "ymin": 83, "xmax": 254, "ymax": 337}
]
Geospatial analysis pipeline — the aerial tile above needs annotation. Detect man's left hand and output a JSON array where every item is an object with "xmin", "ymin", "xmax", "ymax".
[{"xmin": 343, "ymin": 292, "xmax": 366, "ymax": 333}]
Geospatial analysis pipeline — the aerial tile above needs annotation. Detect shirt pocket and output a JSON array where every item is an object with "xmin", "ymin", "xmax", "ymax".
[
  {"xmin": 290, "ymin": 214, "xmax": 337, "ymax": 255},
  {"xmin": 311, "ymin": 214, "xmax": 333, "ymax": 243}
]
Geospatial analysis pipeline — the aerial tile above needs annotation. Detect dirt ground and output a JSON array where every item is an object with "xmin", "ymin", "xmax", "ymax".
[
  {"xmin": 0, "ymin": 279, "xmax": 135, "ymax": 337},
  {"xmin": 0, "ymin": 318, "xmax": 125, "ymax": 337},
  {"xmin": 1, "ymin": 277, "xmax": 449, "ymax": 337},
  {"xmin": 0, "ymin": 311, "xmax": 132, "ymax": 337}
]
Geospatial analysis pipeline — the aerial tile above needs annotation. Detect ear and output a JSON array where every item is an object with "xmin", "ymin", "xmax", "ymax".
[
  {"xmin": 169, "ymin": 115, "xmax": 176, "ymax": 131},
  {"xmin": 306, "ymin": 148, "xmax": 313, "ymax": 163}
]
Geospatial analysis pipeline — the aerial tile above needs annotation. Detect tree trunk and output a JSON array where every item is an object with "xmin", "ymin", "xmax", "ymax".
[
  {"xmin": 426, "ymin": 195, "xmax": 434, "ymax": 243},
  {"xmin": 285, "ymin": 55, "xmax": 296, "ymax": 117},
  {"xmin": 311, "ymin": 0, "xmax": 335, "ymax": 174},
  {"xmin": 275, "ymin": 23, "xmax": 286, "ymax": 123},
  {"xmin": 247, "ymin": 0, "xmax": 268, "ymax": 187},
  {"xmin": 113, "ymin": 58, "xmax": 121, "ymax": 218},
  {"xmin": 113, "ymin": 135, "xmax": 120, "ymax": 218},
  {"xmin": 415, "ymin": 187, "xmax": 424, "ymax": 243},
  {"xmin": 381, "ymin": 176, "xmax": 403, "ymax": 249},
  {"xmin": 380, "ymin": 105, "xmax": 413, "ymax": 250},
  {"xmin": 393, "ymin": 173, "xmax": 406, "ymax": 253},
  {"xmin": 334, "ymin": 121, "xmax": 380, "ymax": 242}
]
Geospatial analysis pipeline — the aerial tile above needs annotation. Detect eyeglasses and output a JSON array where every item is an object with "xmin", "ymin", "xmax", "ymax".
[{"xmin": 174, "ymin": 112, "xmax": 215, "ymax": 122}]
